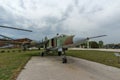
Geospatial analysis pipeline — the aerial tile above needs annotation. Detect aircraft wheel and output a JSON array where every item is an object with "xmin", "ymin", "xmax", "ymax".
[
  {"xmin": 58, "ymin": 52, "xmax": 61, "ymax": 56},
  {"xmin": 62, "ymin": 57, "xmax": 67, "ymax": 63},
  {"xmin": 41, "ymin": 52, "xmax": 44, "ymax": 57}
]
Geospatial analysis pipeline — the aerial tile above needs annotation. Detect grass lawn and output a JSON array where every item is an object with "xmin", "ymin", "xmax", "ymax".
[
  {"xmin": 67, "ymin": 50, "xmax": 120, "ymax": 68},
  {"xmin": 0, "ymin": 49, "xmax": 120, "ymax": 80},
  {"xmin": 0, "ymin": 49, "xmax": 40, "ymax": 80}
]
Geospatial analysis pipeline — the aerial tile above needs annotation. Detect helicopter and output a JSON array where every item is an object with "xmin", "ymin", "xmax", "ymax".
[
  {"xmin": 0, "ymin": 25, "xmax": 32, "ymax": 48},
  {"xmin": 40, "ymin": 34, "xmax": 107, "ymax": 63}
]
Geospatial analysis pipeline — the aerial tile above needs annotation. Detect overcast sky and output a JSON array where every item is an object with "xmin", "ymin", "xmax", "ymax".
[{"xmin": 0, "ymin": 0, "xmax": 120, "ymax": 44}]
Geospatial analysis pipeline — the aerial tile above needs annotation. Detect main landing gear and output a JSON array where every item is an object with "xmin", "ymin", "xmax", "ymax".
[
  {"xmin": 41, "ymin": 52, "xmax": 44, "ymax": 57},
  {"xmin": 41, "ymin": 50, "xmax": 67, "ymax": 63},
  {"xmin": 40, "ymin": 49, "xmax": 49, "ymax": 57},
  {"xmin": 58, "ymin": 51, "xmax": 62, "ymax": 56}
]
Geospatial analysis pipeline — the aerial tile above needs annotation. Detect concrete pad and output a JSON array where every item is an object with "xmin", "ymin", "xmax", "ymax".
[
  {"xmin": 70, "ymin": 48, "xmax": 120, "ymax": 52},
  {"xmin": 17, "ymin": 56, "xmax": 120, "ymax": 80}
]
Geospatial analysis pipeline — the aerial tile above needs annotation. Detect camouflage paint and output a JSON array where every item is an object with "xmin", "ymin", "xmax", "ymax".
[{"xmin": 46, "ymin": 35, "xmax": 74, "ymax": 48}]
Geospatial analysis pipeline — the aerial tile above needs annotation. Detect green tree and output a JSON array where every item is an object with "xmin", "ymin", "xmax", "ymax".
[
  {"xmin": 98, "ymin": 41, "xmax": 104, "ymax": 48},
  {"xmin": 90, "ymin": 41, "xmax": 99, "ymax": 48}
]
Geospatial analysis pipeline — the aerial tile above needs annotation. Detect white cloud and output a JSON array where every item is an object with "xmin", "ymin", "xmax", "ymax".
[{"xmin": 0, "ymin": 0, "xmax": 120, "ymax": 43}]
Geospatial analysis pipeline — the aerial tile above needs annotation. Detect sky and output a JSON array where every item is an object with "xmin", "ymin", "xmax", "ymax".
[{"xmin": 0, "ymin": 0, "xmax": 120, "ymax": 44}]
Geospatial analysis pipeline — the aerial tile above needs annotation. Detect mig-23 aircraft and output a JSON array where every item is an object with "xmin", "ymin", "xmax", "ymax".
[{"xmin": 40, "ymin": 34, "xmax": 107, "ymax": 63}]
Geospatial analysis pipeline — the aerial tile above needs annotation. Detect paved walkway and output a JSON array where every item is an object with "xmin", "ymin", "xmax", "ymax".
[
  {"xmin": 70, "ymin": 48, "xmax": 120, "ymax": 52},
  {"xmin": 17, "ymin": 56, "xmax": 120, "ymax": 80}
]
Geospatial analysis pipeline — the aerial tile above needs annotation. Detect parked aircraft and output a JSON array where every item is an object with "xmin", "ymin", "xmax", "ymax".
[
  {"xmin": 40, "ymin": 34, "xmax": 107, "ymax": 63},
  {"xmin": 0, "ymin": 25, "xmax": 32, "ymax": 48}
]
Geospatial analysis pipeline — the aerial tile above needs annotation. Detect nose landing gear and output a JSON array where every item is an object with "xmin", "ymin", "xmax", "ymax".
[{"xmin": 62, "ymin": 56, "xmax": 67, "ymax": 63}]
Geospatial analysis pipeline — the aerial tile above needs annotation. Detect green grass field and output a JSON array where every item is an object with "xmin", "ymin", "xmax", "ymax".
[
  {"xmin": 0, "ymin": 49, "xmax": 40, "ymax": 80},
  {"xmin": 0, "ymin": 49, "xmax": 120, "ymax": 80},
  {"xmin": 67, "ymin": 50, "xmax": 120, "ymax": 68}
]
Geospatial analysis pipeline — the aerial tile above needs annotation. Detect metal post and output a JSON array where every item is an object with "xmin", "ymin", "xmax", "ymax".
[
  {"xmin": 114, "ymin": 53, "xmax": 120, "ymax": 64},
  {"xmin": 87, "ymin": 40, "xmax": 89, "ymax": 48}
]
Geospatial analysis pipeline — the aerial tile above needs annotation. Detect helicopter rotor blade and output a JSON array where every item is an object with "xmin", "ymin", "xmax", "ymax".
[
  {"xmin": 0, "ymin": 25, "xmax": 32, "ymax": 32},
  {"xmin": 0, "ymin": 34, "xmax": 14, "ymax": 40}
]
